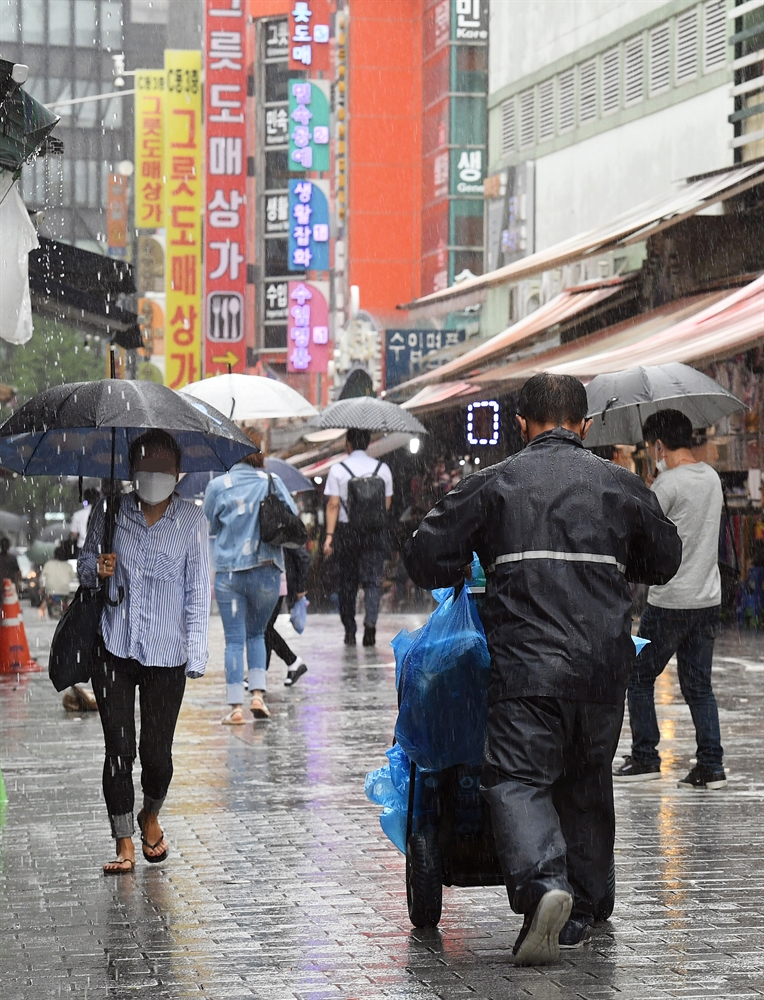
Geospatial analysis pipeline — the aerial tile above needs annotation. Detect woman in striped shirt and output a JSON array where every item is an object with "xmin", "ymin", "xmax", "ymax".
[{"xmin": 79, "ymin": 429, "xmax": 210, "ymax": 875}]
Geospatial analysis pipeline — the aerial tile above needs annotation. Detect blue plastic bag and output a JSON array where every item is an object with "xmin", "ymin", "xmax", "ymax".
[
  {"xmin": 394, "ymin": 585, "xmax": 490, "ymax": 772},
  {"xmin": 633, "ymin": 636, "xmax": 650, "ymax": 655},
  {"xmin": 290, "ymin": 595, "xmax": 308, "ymax": 634},
  {"xmin": 364, "ymin": 744, "xmax": 410, "ymax": 854}
]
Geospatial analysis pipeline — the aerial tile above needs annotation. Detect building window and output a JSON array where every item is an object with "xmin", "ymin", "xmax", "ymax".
[
  {"xmin": 624, "ymin": 34, "xmax": 644, "ymax": 105},
  {"xmin": 675, "ymin": 8, "xmax": 698, "ymax": 84},
  {"xmin": 601, "ymin": 47, "xmax": 620, "ymax": 115},
  {"xmin": 649, "ymin": 23, "xmax": 671, "ymax": 96},
  {"xmin": 578, "ymin": 58, "xmax": 597, "ymax": 123},
  {"xmin": 23, "ymin": 0, "xmax": 45, "ymax": 45},
  {"xmin": 538, "ymin": 78, "xmax": 555, "ymax": 141},
  {"xmin": 75, "ymin": 0, "xmax": 98, "ymax": 47},
  {"xmin": 102, "ymin": 0, "xmax": 124, "ymax": 50},
  {"xmin": 558, "ymin": 68, "xmax": 575, "ymax": 132},
  {"xmin": 519, "ymin": 89, "xmax": 535, "ymax": 149},
  {"xmin": 703, "ymin": 0, "xmax": 727, "ymax": 73},
  {"xmin": 49, "ymin": 0, "xmax": 72, "ymax": 46},
  {"xmin": 501, "ymin": 98, "xmax": 516, "ymax": 154},
  {"xmin": 0, "ymin": 0, "xmax": 20, "ymax": 42}
]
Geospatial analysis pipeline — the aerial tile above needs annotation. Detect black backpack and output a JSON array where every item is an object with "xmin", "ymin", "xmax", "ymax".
[{"xmin": 341, "ymin": 460, "xmax": 387, "ymax": 533}]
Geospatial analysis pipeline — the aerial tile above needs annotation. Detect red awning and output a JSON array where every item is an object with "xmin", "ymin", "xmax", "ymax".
[
  {"xmin": 548, "ymin": 276, "xmax": 764, "ymax": 375},
  {"xmin": 390, "ymin": 279, "xmax": 629, "ymax": 396}
]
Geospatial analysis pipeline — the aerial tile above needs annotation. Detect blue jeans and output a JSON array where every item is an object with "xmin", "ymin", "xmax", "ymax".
[
  {"xmin": 215, "ymin": 565, "xmax": 281, "ymax": 703},
  {"xmin": 627, "ymin": 604, "xmax": 723, "ymax": 770}
]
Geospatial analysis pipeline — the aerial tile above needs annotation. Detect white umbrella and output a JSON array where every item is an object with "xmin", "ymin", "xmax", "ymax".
[{"xmin": 180, "ymin": 373, "xmax": 318, "ymax": 421}]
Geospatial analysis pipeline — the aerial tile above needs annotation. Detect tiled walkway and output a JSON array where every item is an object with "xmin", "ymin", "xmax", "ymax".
[{"xmin": 1, "ymin": 605, "xmax": 763, "ymax": 998}]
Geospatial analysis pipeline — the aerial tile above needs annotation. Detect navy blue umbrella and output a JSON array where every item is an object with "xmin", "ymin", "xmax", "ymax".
[{"xmin": 0, "ymin": 379, "xmax": 257, "ymax": 478}]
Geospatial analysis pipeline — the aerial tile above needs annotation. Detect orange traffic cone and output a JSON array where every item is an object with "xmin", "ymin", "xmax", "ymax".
[{"xmin": 0, "ymin": 579, "xmax": 40, "ymax": 673}]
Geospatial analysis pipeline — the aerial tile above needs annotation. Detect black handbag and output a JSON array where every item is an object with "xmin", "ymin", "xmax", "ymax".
[
  {"xmin": 259, "ymin": 475, "xmax": 308, "ymax": 549},
  {"xmin": 48, "ymin": 496, "xmax": 123, "ymax": 692}
]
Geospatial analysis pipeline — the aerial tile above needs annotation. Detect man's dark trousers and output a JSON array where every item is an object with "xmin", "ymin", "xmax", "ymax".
[
  {"xmin": 334, "ymin": 524, "xmax": 385, "ymax": 634},
  {"xmin": 481, "ymin": 696, "xmax": 623, "ymax": 916},
  {"xmin": 628, "ymin": 604, "xmax": 723, "ymax": 769}
]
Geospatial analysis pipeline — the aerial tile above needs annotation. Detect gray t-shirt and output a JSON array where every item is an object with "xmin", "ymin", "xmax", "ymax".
[{"xmin": 647, "ymin": 462, "xmax": 722, "ymax": 609}]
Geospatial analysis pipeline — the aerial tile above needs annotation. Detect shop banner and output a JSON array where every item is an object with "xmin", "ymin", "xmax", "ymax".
[
  {"xmin": 288, "ymin": 0, "xmax": 331, "ymax": 73},
  {"xmin": 134, "ymin": 70, "xmax": 165, "ymax": 230},
  {"xmin": 288, "ymin": 178, "xmax": 329, "ymax": 272},
  {"xmin": 106, "ymin": 173, "xmax": 128, "ymax": 259},
  {"xmin": 385, "ymin": 328, "xmax": 467, "ymax": 389},
  {"xmin": 204, "ymin": 0, "xmax": 247, "ymax": 376},
  {"xmin": 164, "ymin": 50, "xmax": 203, "ymax": 390},
  {"xmin": 287, "ymin": 280, "xmax": 329, "ymax": 373},
  {"xmin": 288, "ymin": 78, "xmax": 330, "ymax": 172}
]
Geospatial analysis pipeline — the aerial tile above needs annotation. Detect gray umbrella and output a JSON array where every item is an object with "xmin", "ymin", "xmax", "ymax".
[
  {"xmin": 585, "ymin": 363, "xmax": 746, "ymax": 447},
  {"xmin": 313, "ymin": 397, "xmax": 427, "ymax": 434}
]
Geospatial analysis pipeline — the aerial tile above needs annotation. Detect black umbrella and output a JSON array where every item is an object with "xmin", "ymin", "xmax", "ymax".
[
  {"xmin": 313, "ymin": 397, "xmax": 427, "ymax": 434},
  {"xmin": 0, "ymin": 58, "xmax": 60, "ymax": 172},
  {"xmin": 0, "ymin": 379, "xmax": 257, "ymax": 479}
]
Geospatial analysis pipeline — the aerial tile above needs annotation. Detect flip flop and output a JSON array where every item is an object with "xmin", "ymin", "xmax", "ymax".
[
  {"xmin": 221, "ymin": 708, "xmax": 245, "ymax": 725},
  {"xmin": 137, "ymin": 810, "xmax": 169, "ymax": 864},
  {"xmin": 250, "ymin": 694, "xmax": 271, "ymax": 720},
  {"xmin": 103, "ymin": 856, "xmax": 135, "ymax": 876}
]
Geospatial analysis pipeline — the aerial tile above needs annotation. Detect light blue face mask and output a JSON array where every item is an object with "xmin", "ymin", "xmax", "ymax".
[{"xmin": 133, "ymin": 472, "xmax": 176, "ymax": 505}]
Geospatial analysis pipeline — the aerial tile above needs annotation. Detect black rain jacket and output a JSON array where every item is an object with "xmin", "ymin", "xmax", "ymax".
[{"xmin": 404, "ymin": 429, "xmax": 682, "ymax": 706}]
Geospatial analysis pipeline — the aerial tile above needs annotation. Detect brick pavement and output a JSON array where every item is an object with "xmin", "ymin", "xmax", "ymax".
[{"xmin": 1, "ymin": 604, "xmax": 763, "ymax": 999}]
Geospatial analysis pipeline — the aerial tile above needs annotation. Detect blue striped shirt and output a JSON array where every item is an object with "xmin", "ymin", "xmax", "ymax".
[{"xmin": 78, "ymin": 493, "xmax": 210, "ymax": 676}]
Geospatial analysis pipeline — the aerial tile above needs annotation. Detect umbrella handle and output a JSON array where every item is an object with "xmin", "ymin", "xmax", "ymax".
[{"xmin": 104, "ymin": 584, "xmax": 124, "ymax": 608}]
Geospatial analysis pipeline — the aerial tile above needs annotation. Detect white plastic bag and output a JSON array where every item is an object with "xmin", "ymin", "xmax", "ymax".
[{"xmin": 0, "ymin": 171, "xmax": 38, "ymax": 345}]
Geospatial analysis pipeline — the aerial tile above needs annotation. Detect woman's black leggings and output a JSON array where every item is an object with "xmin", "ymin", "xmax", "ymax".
[
  {"xmin": 92, "ymin": 653, "xmax": 186, "ymax": 839},
  {"xmin": 264, "ymin": 597, "xmax": 297, "ymax": 668}
]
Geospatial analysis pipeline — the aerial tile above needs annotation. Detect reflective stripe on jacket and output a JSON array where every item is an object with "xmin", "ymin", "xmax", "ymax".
[{"xmin": 404, "ymin": 428, "xmax": 682, "ymax": 705}]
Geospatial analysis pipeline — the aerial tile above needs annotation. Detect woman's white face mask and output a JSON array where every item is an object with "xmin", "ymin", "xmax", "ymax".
[
  {"xmin": 655, "ymin": 458, "xmax": 668, "ymax": 474},
  {"xmin": 133, "ymin": 472, "xmax": 177, "ymax": 505}
]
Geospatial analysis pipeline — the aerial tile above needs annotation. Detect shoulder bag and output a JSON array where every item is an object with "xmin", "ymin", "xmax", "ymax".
[
  {"xmin": 259, "ymin": 474, "xmax": 308, "ymax": 549},
  {"xmin": 48, "ymin": 495, "xmax": 123, "ymax": 692}
]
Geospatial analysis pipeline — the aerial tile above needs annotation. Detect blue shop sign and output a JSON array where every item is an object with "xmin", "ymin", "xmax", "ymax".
[
  {"xmin": 385, "ymin": 328, "xmax": 467, "ymax": 389},
  {"xmin": 288, "ymin": 178, "xmax": 330, "ymax": 272}
]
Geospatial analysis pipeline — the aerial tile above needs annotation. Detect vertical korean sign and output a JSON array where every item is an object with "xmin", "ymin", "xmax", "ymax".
[
  {"xmin": 165, "ymin": 50, "xmax": 203, "ymax": 390},
  {"xmin": 204, "ymin": 0, "xmax": 247, "ymax": 376},
  {"xmin": 134, "ymin": 71, "xmax": 165, "ymax": 230}
]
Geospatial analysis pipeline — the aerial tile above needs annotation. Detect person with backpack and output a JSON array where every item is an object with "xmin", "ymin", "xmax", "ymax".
[{"xmin": 323, "ymin": 428, "xmax": 393, "ymax": 646}]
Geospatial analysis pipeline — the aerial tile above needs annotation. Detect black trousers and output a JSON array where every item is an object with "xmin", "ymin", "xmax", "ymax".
[
  {"xmin": 92, "ymin": 653, "xmax": 186, "ymax": 839},
  {"xmin": 334, "ymin": 524, "xmax": 385, "ymax": 633},
  {"xmin": 264, "ymin": 597, "xmax": 297, "ymax": 668},
  {"xmin": 481, "ymin": 696, "xmax": 623, "ymax": 917}
]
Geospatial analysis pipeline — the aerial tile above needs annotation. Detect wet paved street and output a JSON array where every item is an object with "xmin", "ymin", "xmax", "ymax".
[{"xmin": 1, "ymin": 605, "xmax": 764, "ymax": 999}]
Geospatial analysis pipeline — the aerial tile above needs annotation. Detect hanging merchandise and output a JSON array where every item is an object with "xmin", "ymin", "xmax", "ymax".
[{"xmin": 0, "ymin": 172, "xmax": 38, "ymax": 345}]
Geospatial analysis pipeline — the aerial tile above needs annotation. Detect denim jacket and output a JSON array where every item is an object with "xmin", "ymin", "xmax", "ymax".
[{"xmin": 203, "ymin": 464, "xmax": 298, "ymax": 573}]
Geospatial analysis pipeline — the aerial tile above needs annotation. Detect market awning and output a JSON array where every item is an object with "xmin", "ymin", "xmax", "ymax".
[
  {"xmin": 299, "ymin": 432, "xmax": 416, "ymax": 478},
  {"xmin": 548, "ymin": 275, "xmax": 764, "ymax": 376},
  {"xmin": 403, "ymin": 291, "xmax": 728, "ymax": 415},
  {"xmin": 398, "ymin": 162, "xmax": 764, "ymax": 319},
  {"xmin": 388, "ymin": 278, "xmax": 632, "ymax": 398},
  {"xmin": 401, "ymin": 380, "xmax": 480, "ymax": 412}
]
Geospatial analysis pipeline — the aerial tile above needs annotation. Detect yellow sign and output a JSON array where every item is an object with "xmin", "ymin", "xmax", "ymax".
[
  {"xmin": 134, "ymin": 70, "xmax": 165, "ymax": 230},
  {"xmin": 164, "ymin": 50, "xmax": 203, "ymax": 390}
]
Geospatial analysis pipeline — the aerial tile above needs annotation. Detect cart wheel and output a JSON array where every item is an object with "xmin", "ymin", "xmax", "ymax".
[
  {"xmin": 406, "ymin": 831, "xmax": 443, "ymax": 928},
  {"xmin": 595, "ymin": 855, "xmax": 616, "ymax": 921}
]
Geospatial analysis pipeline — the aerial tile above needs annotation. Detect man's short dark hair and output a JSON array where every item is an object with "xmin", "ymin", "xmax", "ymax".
[
  {"xmin": 642, "ymin": 409, "xmax": 693, "ymax": 450},
  {"xmin": 347, "ymin": 428, "xmax": 371, "ymax": 451},
  {"xmin": 590, "ymin": 445, "xmax": 618, "ymax": 461},
  {"xmin": 128, "ymin": 429, "xmax": 182, "ymax": 473},
  {"xmin": 517, "ymin": 374, "xmax": 588, "ymax": 426},
  {"xmin": 83, "ymin": 488, "xmax": 100, "ymax": 505}
]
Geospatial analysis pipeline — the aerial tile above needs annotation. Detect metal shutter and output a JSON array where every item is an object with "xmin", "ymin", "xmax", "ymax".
[
  {"xmin": 649, "ymin": 23, "xmax": 671, "ymax": 95},
  {"xmin": 519, "ymin": 88, "xmax": 535, "ymax": 148},
  {"xmin": 602, "ymin": 47, "xmax": 620, "ymax": 114},
  {"xmin": 501, "ymin": 98, "xmax": 516, "ymax": 155},
  {"xmin": 558, "ymin": 68, "xmax": 575, "ymax": 132},
  {"xmin": 538, "ymin": 79, "xmax": 555, "ymax": 141},
  {"xmin": 703, "ymin": 0, "xmax": 727, "ymax": 73},
  {"xmin": 624, "ymin": 34, "xmax": 644, "ymax": 105},
  {"xmin": 579, "ymin": 58, "xmax": 597, "ymax": 123},
  {"xmin": 676, "ymin": 8, "xmax": 698, "ymax": 83}
]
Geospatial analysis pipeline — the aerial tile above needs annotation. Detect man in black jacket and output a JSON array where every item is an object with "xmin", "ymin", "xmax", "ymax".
[{"xmin": 404, "ymin": 374, "xmax": 681, "ymax": 966}]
